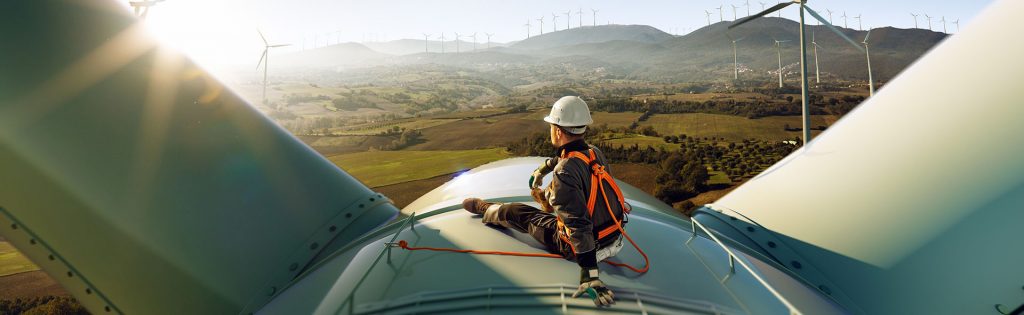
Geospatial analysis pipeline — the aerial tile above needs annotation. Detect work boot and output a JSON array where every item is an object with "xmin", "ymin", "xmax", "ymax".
[{"xmin": 462, "ymin": 198, "xmax": 494, "ymax": 215}]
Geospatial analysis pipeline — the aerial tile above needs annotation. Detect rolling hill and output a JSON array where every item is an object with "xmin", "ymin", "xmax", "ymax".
[
  {"xmin": 278, "ymin": 21, "xmax": 948, "ymax": 82},
  {"xmin": 509, "ymin": 24, "xmax": 674, "ymax": 51},
  {"xmin": 277, "ymin": 42, "xmax": 391, "ymax": 69}
]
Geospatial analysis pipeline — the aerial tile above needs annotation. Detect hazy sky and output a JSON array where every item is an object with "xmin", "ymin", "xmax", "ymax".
[{"xmin": 131, "ymin": 0, "xmax": 996, "ymax": 71}]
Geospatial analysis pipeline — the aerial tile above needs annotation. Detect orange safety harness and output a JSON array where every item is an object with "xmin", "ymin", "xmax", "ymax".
[{"xmin": 396, "ymin": 149, "xmax": 650, "ymax": 274}]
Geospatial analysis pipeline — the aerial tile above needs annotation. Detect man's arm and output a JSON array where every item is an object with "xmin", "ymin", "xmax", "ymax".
[
  {"xmin": 549, "ymin": 162, "xmax": 596, "ymax": 261},
  {"xmin": 549, "ymin": 160, "xmax": 614, "ymax": 306}
]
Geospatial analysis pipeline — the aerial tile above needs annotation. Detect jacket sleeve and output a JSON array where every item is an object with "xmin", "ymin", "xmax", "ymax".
[{"xmin": 548, "ymin": 160, "xmax": 597, "ymax": 265}]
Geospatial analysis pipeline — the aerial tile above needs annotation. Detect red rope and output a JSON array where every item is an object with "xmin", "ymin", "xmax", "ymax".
[
  {"xmin": 396, "ymin": 240, "xmax": 563, "ymax": 258},
  {"xmin": 395, "ymin": 213, "xmax": 651, "ymax": 274}
]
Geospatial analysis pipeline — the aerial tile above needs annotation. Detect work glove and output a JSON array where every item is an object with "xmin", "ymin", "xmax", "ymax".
[
  {"xmin": 572, "ymin": 268, "xmax": 615, "ymax": 306},
  {"xmin": 527, "ymin": 158, "xmax": 556, "ymax": 189}
]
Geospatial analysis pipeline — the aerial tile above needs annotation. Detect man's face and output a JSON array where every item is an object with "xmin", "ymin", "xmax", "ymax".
[{"xmin": 549, "ymin": 124, "xmax": 558, "ymax": 146}]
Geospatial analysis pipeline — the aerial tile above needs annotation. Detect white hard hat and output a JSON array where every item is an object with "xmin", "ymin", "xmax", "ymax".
[{"xmin": 543, "ymin": 96, "xmax": 593, "ymax": 134}]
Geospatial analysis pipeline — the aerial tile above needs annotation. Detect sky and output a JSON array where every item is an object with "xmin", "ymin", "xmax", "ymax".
[{"xmin": 127, "ymin": 0, "xmax": 996, "ymax": 71}]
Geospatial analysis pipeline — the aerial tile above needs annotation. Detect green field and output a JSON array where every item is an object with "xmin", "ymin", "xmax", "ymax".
[
  {"xmin": 328, "ymin": 148, "xmax": 510, "ymax": 187},
  {"xmin": 0, "ymin": 242, "xmax": 38, "ymax": 277},
  {"xmin": 333, "ymin": 118, "xmax": 458, "ymax": 135},
  {"xmin": 640, "ymin": 113, "xmax": 832, "ymax": 142},
  {"xmin": 603, "ymin": 135, "xmax": 680, "ymax": 151},
  {"xmin": 591, "ymin": 112, "xmax": 644, "ymax": 128}
]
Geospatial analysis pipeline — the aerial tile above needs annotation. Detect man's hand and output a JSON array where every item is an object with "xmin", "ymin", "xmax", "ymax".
[
  {"xmin": 572, "ymin": 278, "xmax": 615, "ymax": 306},
  {"xmin": 528, "ymin": 159, "xmax": 555, "ymax": 189}
]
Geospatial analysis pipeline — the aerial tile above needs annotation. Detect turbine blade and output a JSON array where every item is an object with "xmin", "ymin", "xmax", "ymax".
[
  {"xmin": 269, "ymin": 44, "xmax": 290, "ymax": 48},
  {"xmin": 805, "ymin": 5, "xmax": 865, "ymax": 53},
  {"xmin": 863, "ymin": 29, "xmax": 872, "ymax": 43},
  {"xmin": 257, "ymin": 29, "xmax": 268, "ymax": 46},
  {"xmin": 256, "ymin": 49, "xmax": 267, "ymax": 71},
  {"xmin": 729, "ymin": 1, "xmax": 793, "ymax": 29}
]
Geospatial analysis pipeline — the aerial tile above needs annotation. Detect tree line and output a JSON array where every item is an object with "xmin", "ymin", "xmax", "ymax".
[
  {"xmin": 0, "ymin": 296, "xmax": 88, "ymax": 315},
  {"xmin": 589, "ymin": 95, "xmax": 864, "ymax": 118}
]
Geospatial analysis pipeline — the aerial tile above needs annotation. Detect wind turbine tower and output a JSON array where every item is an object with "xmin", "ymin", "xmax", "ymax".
[
  {"xmin": 592, "ymin": 9, "xmax": 599, "ymax": 26},
  {"xmin": 705, "ymin": 10, "xmax": 712, "ymax": 27},
  {"xmin": 940, "ymin": 16, "xmax": 947, "ymax": 33},
  {"xmin": 470, "ymin": 33, "xmax": 477, "ymax": 52},
  {"xmin": 855, "ymin": 14, "xmax": 862, "ymax": 31},
  {"xmin": 925, "ymin": 14, "xmax": 932, "ymax": 30},
  {"xmin": 731, "ymin": 4, "xmax": 739, "ymax": 20},
  {"xmin": 551, "ymin": 14, "xmax": 559, "ymax": 32},
  {"xmin": 842, "ymin": 11, "xmax": 848, "ymax": 28},
  {"xmin": 730, "ymin": 0, "xmax": 868, "ymax": 145},
  {"xmin": 745, "ymin": 0, "xmax": 751, "ymax": 17},
  {"xmin": 564, "ymin": 11, "xmax": 572, "ymax": 29},
  {"xmin": 256, "ymin": 30, "xmax": 289, "ymax": 108},
  {"xmin": 439, "ymin": 33, "xmax": 446, "ymax": 53},
  {"xmin": 863, "ymin": 29, "xmax": 875, "ymax": 96},
  {"xmin": 910, "ymin": 13, "xmax": 919, "ymax": 29},
  {"xmin": 577, "ymin": 8, "xmax": 584, "ymax": 28},
  {"xmin": 422, "ymin": 33, "xmax": 431, "ymax": 53},
  {"xmin": 537, "ymin": 16, "xmax": 544, "ymax": 35},
  {"xmin": 485, "ymin": 33, "xmax": 494, "ymax": 49},
  {"xmin": 717, "ymin": 5, "xmax": 724, "ymax": 22},
  {"xmin": 524, "ymin": 20, "xmax": 531, "ymax": 39},
  {"xmin": 953, "ymin": 19, "xmax": 960, "ymax": 33},
  {"xmin": 826, "ymin": 9, "xmax": 834, "ymax": 24}
]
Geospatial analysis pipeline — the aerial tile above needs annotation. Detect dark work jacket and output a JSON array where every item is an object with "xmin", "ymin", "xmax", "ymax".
[{"xmin": 545, "ymin": 139, "xmax": 625, "ymax": 269}]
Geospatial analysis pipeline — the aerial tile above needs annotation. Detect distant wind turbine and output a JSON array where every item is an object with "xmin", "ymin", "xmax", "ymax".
[
  {"xmin": 953, "ymin": 19, "xmax": 960, "ymax": 33},
  {"xmin": 524, "ymin": 20, "xmax": 531, "ymax": 39},
  {"xmin": 730, "ymin": 0, "xmax": 867, "ymax": 145},
  {"xmin": 759, "ymin": 1, "xmax": 767, "ymax": 11},
  {"xmin": 485, "ymin": 33, "xmax": 494, "ymax": 49},
  {"xmin": 826, "ymin": 9, "xmax": 834, "ymax": 24},
  {"xmin": 577, "ymin": 8, "xmax": 584, "ymax": 28},
  {"xmin": 454, "ymin": 32, "xmax": 461, "ymax": 53},
  {"xmin": 717, "ymin": 5, "xmax": 724, "ymax": 22},
  {"xmin": 854, "ymin": 14, "xmax": 862, "ymax": 31},
  {"xmin": 773, "ymin": 38, "xmax": 790, "ymax": 88},
  {"xmin": 592, "ymin": 9, "xmax": 599, "ymax": 26},
  {"xmin": 705, "ymin": 10, "xmax": 713, "ymax": 27},
  {"xmin": 841, "ymin": 11, "xmax": 848, "ymax": 28},
  {"xmin": 812, "ymin": 31, "xmax": 821, "ymax": 83},
  {"xmin": 863, "ymin": 29, "xmax": 875, "ymax": 96},
  {"xmin": 470, "ymin": 33, "xmax": 477, "ymax": 51},
  {"xmin": 729, "ymin": 35, "xmax": 745, "ymax": 80},
  {"xmin": 564, "ymin": 11, "xmax": 572, "ymax": 29},
  {"xmin": 745, "ymin": 0, "xmax": 751, "ymax": 17},
  {"xmin": 256, "ymin": 30, "xmax": 289, "ymax": 108},
  {"xmin": 422, "ymin": 33, "xmax": 431, "ymax": 53},
  {"xmin": 731, "ymin": 4, "xmax": 739, "ymax": 21},
  {"xmin": 551, "ymin": 13, "xmax": 559, "ymax": 32},
  {"xmin": 128, "ymin": 0, "xmax": 163, "ymax": 19},
  {"xmin": 940, "ymin": 16, "xmax": 947, "ymax": 33},
  {"xmin": 537, "ymin": 16, "xmax": 544, "ymax": 35},
  {"xmin": 925, "ymin": 14, "xmax": 933, "ymax": 30},
  {"xmin": 910, "ymin": 13, "xmax": 919, "ymax": 29},
  {"xmin": 439, "ymin": 33, "xmax": 446, "ymax": 53}
]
